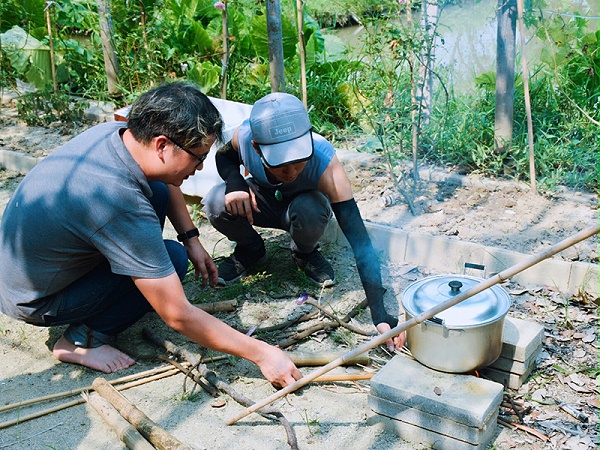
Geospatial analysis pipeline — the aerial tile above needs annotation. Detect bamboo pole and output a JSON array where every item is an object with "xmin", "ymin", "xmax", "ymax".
[
  {"xmin": 287, "ymin": 351, "xmax": 370, "ymax": 367},
  {"xmin": 195, "ymin": 299, "xmax": 237, "ymax": 313},
  {"xmin": 92, "ymin": 377, "xmax": 194, "ymax": 450},
  {"xmin": 227, "ymin": 225, "xmax": 599, "ymax": 425},
  {"xmin": 0, "ymin": 364, "xmax": 185, "ymax": 414},
  {"xmin": 313, "ymin": 373, "xmax": 374, "ymax": 382},
  {"xmin": 0, "ymin": 369, "xmax": 182, "ymax": 430},
  {"xmin": 516, "ymin": 0, "xmax": 537, "ymax": 194},
  {"xmin": 44, "ymin": 1, "xmax": 58, "ymax": 94},
  {"xmin": 84, "ymin": 392, "xmax": 155, "ymax": 450}
]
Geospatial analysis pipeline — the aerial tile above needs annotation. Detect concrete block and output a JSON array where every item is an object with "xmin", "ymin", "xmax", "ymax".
[
  {"xmin": 370, "ymin": 355, "xmax": 503, "ymax": 429},
  {"xmin": 0, "ymin": 150, "xmax": 41, "ymax": 173},
  {"xmin": 501, "ymin": 316, "xmax": 544, "ymax": 362},
  {"xmin": 479, "ymin": 363, "xmax": 536, "ymax": 390},
  {"xmin": 368, "ymin": 394, "xmax": 497, "ymax": 445},
  {"xmin": 367, "ymin": 408, "xmax": 499, "ymax": 450},
  {"xmin": 490, "ymin": 346, "xmax": 541, "ymax": 375}
]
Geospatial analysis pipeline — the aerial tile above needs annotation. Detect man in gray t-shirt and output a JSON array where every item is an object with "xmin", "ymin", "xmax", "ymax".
[{"xmin": 0, "ymin": 82, "xmax": 301, "ymax": 387}]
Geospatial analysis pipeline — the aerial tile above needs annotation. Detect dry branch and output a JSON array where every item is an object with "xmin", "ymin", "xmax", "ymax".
[
  {"xmin": 84, "ymin": 392, "xmax": 155, "ymax": 450},
  {"xmin": 92, "ymin": 377, "xmax": 194, "ymax": 450}
]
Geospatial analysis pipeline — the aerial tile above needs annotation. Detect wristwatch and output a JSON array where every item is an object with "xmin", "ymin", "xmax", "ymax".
[{"xmin": 177, "ymin": 227, "xmax": 199, "ymax": 242}]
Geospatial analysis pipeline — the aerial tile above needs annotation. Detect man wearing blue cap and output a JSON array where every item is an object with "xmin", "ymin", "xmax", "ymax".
[{"xmin": 203, "ymin": 92, "xmax": 405, "ymax": 351}]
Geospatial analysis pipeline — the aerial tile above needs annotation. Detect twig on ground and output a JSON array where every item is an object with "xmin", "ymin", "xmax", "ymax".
[{"xmin": 0, "ymin": 422, "xmax": 64, "ymax": 449}]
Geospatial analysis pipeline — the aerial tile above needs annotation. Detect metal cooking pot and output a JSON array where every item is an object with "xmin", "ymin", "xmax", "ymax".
[{"xmin": 401, "ymin": 274, "xmax": 511, "ymax": 373}]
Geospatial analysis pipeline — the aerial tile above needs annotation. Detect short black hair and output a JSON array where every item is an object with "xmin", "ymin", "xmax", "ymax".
[{"xmin": 127, "ymin": 82, "xmax": 224, "ymax": 148}]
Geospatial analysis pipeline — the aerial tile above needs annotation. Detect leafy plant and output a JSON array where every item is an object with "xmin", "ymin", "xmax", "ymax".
[{"xmin": 16, "ymin": 90, "xmax": 86, "ymax": 126}]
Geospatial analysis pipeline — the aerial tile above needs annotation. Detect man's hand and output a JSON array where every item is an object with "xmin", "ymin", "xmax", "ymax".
[
  {"xmin": 185, "ymin": 237, "xmax": 218, "ymax": 287},
  {"xmin": 376, "ymin": 322, "xmax": 407, "ymax": 353},
  {"xmin": 224, "ymin": 189, "xmax": 260, "ymax": 225},
  {"xmin": 254, "ymin": 345, "xmax": 303, "ymax": 388}
]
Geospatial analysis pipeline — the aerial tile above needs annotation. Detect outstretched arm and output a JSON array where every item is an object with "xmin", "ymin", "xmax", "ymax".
[
  {"xmin": 319, "ymin": 157, "xmax": 405, "ymax": 350},
  {"xmin": 134, "ymin": 273, "xmax": 302, "ymax": 387}
]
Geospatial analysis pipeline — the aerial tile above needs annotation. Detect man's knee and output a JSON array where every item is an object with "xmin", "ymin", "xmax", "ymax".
[{"xmin": 290, "ymin": 191, "xmax": 332, "ymax": 226}]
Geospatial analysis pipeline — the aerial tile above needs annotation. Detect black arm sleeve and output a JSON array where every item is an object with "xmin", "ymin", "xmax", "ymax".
[
  {"xmin": 215, "ymin": 141, "xmax": 249, "ymax": 195},
  {"xmin": 331, "ymin": 199, "xmax": 398, "ymax": 328}
]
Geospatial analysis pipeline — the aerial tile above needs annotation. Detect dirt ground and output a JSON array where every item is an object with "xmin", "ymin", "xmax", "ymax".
[{"xmin": 0, "ymin": 105, "xmax": 598, "ymax": 450}]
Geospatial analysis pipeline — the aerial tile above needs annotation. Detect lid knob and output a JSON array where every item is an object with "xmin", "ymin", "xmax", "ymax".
[{"xmin": 448, "ymin": 280, "xmax": 463, "ymax": 294}]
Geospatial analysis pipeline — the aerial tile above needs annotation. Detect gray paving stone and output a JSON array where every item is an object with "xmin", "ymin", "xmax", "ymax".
[
  {"xmin": 368, "ymin": 394, "xmax": 497, "ymax": 445},
  {"xmin": 490, "ymin": 346, "xmax": 541, "ymax": 375},
  {"xmin": 501, "ymin": 316, "xmax": 544, "ymax": 362},
  {"xmin": 480, "ymin": 363, "xmax": 537, "ymax": 390},
  {"xmin": 369, "ymin": 354, "xmax": 503, "ymax": 429}
]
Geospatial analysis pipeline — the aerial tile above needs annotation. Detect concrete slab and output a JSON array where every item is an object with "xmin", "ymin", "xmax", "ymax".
[
  {"xmin": 501, "ymin": 316, "xmax": 545, "ymax": 362},
  {"xmin": 368, "ymin": 393, "xmax": 497, "ymax": 445},
  {"xmin": 480, "ymin": 363, "xmax": 537, "ymax": 390},
  {"xmin": 370, "ymin": 355, "xmax": 503, "ymax": 429},
  {"xmin": 490, "ymin": 346, "xmax": 541, "ymax": 375},
  {"xmin": 367, "ymin": 408, "xmax": 499, "ymax": 450},
  {"xmin": 568, "ymin": 261, "xmax": 600, "ymax": 295}
]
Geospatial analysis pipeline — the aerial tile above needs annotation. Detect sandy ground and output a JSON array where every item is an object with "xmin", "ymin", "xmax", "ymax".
[{"xmin": 0, "ymin": 105, "xmax": 598, "ymax": 450}]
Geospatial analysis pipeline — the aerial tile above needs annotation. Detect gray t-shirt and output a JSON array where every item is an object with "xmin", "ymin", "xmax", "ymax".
[{"xmin": 0, "ymin": 121, "xmax": 174, "ymax": 322}]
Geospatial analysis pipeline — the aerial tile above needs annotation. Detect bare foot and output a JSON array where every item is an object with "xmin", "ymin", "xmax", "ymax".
[{"xmin": 53, "ymin": 335, "xmax": 135, "ymax": 373}]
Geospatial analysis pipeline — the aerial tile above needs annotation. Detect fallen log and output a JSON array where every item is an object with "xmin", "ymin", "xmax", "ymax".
[
  {"xmin": 84, "ymin": 392, "xmax": 155, "ymax": 450},
  {"xmin": 92, "ymin": 377, "xmax": 194, "ymax": 450}
]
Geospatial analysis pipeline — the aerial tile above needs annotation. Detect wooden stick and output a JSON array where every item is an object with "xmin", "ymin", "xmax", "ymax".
[
  {"xmin": 226, "ymin": 225, "xmax": 599, "ymax": 425},
  {"xmin": 0, "ymin": 368, "xmax": 181, "ymax": 430},
  {"xmin": 194, "ymin": 299, "xmax": 237, "ymax": 313},
  {"xmin": 313, "ymin": 373, "xmax": 374, "ymax": 382},
  {"xmin": 0, "ymin": 364, "xmax": 185, "ymax": 414},
  {"xmin": 92, "ymin": 377, "xmax": 194, "ymax": 450},
  {"xmin": 287, "ymin": 351, "xmax": 370, "ymax": 367},
  {"xmin": 84, "ymin": 392, "xmax": 155, "ymax": 450}
]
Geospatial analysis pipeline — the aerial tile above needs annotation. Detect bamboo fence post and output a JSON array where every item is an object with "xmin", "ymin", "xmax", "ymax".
[
  {"xmin": 84, "ymin": 392, "xmax": 155, "ymax": 450},
  {"xmin": 92, "ymin": 377, "xmax": 194, "ymax": 450},
  {"xmin": 227, "ymin": 225, "xmax": 599, "ymax": 425},
  {"xmin": 516, "ymin": 0, "xmax": 537, "ymax": 194}
]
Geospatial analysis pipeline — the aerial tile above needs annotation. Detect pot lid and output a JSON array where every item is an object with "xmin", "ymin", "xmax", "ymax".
[{"xmin": 401, "ymin": 274, "xmax": 511, "ymax": 328}]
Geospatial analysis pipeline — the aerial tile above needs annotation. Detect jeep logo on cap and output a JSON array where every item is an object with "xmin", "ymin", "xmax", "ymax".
[{"xmin": 270, "ymin": 122, "xmax": 296, "ymax": 139}]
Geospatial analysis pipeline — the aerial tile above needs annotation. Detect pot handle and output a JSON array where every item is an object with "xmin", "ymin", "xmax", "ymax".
[
  {"xmin": 464, "ymin": 262, "xmax": 486, "ymax": 277},
  {"xmin": 426, "ymin": 316, "xmax": 444, "ymax": 325}
]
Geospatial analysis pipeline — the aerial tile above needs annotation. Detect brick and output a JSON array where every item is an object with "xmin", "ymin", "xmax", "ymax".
[
  {"xmin": 479, "ymin": 363, "xmax": 536, "ymax": 390},
  {"xmin": 370, "ymin": 355, "xmax": 503, "ymax": 429},
  {"xmin": 490, "ymin": 346, "xmax": 541, "ymax": 375},
  {"xmin": 367, "ymin": 408, "xmax": 499, "ymax": 450},
  {"xmin": 501, "ymin": 316, "xmax": 544, "ymax": 362}
]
